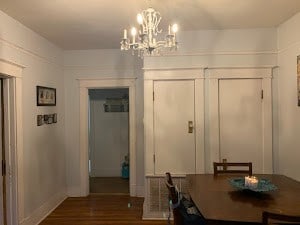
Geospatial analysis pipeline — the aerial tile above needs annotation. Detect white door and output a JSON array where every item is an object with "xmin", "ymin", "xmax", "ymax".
[
  {"xmin": 219, "ymin": 79, "xmax": 263, "ymax": 173},
  {"xmin": 153, "ymin": 80, "xmax": 196, "ymax": 174}
]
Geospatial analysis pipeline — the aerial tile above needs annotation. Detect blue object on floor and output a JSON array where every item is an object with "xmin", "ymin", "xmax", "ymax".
[{"xmin": 122, "ymin": 163, "xmax": 129, "ymax": 178}]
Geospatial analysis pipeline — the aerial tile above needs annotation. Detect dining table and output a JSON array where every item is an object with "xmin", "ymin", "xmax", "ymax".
[{"xmin": 186, "ymin": 174, "xmax": 300, "ymax": 224}]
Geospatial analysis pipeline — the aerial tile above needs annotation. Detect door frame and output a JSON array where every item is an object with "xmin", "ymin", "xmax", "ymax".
[
  {"xmin": 143, "ymin": 68, "xmax": 205, "ymax": 175},
  {"xmin": 0, "ymin": 59, "xmax": 24, "ymax": 225},
  {"xmin": 207, "ymin": 67, "xmax": 273, "ymax": 173},
  {"xmin": 79, "ymin": 78, "xmax": 137, "ymax": 196}
]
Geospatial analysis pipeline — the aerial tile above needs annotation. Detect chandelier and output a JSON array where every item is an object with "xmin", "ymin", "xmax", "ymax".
[{"xmin": 120, "ymin": 6, "xmax": 178, "ymax": 57}]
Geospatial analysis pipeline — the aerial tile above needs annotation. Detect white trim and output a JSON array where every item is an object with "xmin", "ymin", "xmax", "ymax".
[
  {"xmin": 206, "ymin": 68, "xmax": 273, "ymax": 173},
  {"xmin": 144, "ymin": 68, "xmax": 206, "ymax": 176},
  {"xmin": 0, "ymin": 38, "xmax": 62, "ymax": 67},
  {"xmin": 143, "ymin": 68, "xmax": 205, "ymax": 79},
  {"xmin": 195, "ymin": 79, "xmax": 205, "ymax": 173},
  {"xmin": 19, "ymin": 192, "xmax": 67, "ymax": 225},
  {"xmin": 0, "ymin": 60, "xmax": 23, "ymax": 78},
  {"xmin": 206, "ymin": 68, "xmax": 273, "ymax": 79},
  {"xmin": 143, "ymin": 50, "xmax": 277, "ymax": 57},
  {"xmin": 79, "ymin": 78, "xmax": 137, "ymax": 196},
  {"xmin": 0, "ymin": 59, "xmax": 24, "ymax": 225}
]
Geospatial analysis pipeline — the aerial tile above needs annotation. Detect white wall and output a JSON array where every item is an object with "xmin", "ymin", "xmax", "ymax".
[
  {"xmin": 63, "ymin": 49, "xmax": 144, "ymax": 196},
  {"xmin": 144, "ymin": 29, "xmax": 277, "ymax": 69},
  {"xmin": 0, "ymin": 10, "xmax": 66, "ymax": 225},
  {"xmin": 277, "ymin": 12, "xmax": 300, "ymax": 181},
  {"xmin": 89, "ymin": 89, "xmax": 129, "ymax": 177}
]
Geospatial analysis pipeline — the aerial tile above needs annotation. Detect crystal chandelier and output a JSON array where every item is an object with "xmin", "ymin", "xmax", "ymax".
[{"xmin": 120, "ymin": 6, "xmax": 178, "ymax": 57}]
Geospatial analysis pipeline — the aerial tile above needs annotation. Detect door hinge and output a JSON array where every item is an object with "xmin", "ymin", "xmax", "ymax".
[
  {"xmin": 2, "ymin": 160, "xmax": 6, "ymax": 176},
  {"xmin": 261, "ymin": 90, "xmax": 264, "ymax": 99},
  {"xmin": 153, "ymin": 154, "xmax": 155, "ymax": 163},
  {"xmin": 153, "ymin": 91, "xmax": 154, "ymax": 101}
]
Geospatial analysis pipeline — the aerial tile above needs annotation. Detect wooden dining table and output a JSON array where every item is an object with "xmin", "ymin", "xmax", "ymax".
[{"xmin": 186, "ymin": 174, "xmax": 300, "ymax": 224}]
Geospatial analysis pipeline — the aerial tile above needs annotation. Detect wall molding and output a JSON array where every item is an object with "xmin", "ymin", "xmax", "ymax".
[
  {"xmin": 144, "ymin": 50, "xmax": 277, "ymax": 57},
  {"xmin": 19, "ymin": 192, "xmax": 67, "ymax": 225},
  {"xmin": 0, "ymin": 38, "xmax": 63, "ymax": 67}
]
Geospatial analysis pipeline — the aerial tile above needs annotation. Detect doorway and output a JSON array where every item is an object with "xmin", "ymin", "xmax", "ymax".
[
  {"xmin": 0, "ymin": 74, "xmax": 19, "ymax": 225},
  {"xmin": 0, "ymin": 78, "xmax": 6, "ymax": 225},
  {"xmin": 79, "ymin": 78, "xmax": 136, "ymax": 196},
  {"xmin": 88, "ymin": 88, "xmax": 129, "ymax": 194}
]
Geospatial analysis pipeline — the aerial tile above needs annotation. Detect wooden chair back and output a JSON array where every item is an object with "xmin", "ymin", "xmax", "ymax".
[
  {"xmin": 165, "ymin": 172, "xmax": 184, "ymax": 225},
  {"xmin": 213, "ymin": 162, "xmax": 252, "ymax": 176},
  {"xmin": 262, "ymin": 211, "xmax": 300, "ymax": 224}
]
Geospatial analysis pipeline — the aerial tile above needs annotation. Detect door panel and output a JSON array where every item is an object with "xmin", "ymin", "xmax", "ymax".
[
  {"xmin": 219, "ymin": 79, "xmax": 263, "ymax": 173},
  {"xmin": 154, "ymin": 80, "xmax": 195, "ymax": 174}
]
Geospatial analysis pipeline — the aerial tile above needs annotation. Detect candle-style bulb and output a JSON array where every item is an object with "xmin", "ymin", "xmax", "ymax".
[
  {"xmin": 131, "ymin": 27, "xmax": 137, "ymax": 36},
  {"xmin": 137, "ymin": 13, "xmax": 143, "ymax": 25},
  {"xmin": 172, "ymin": 24, "xmax": 178, "ymax": 33}
]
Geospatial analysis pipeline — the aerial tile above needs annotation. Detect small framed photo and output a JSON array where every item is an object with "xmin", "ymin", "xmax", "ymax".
[
  {"xmin": 37, "ymin": 86, "xmax": 56, "ymax": 106},
  {"xmin": 37, "ymin": 115, "xmax": 44, "ymax": 126},
  {"xmin": 53, "ymin": 113, "xmax": 57, "ymax": 123},
  {"xmin": 47, "ymin": 115, "xmax": 53, "ymax": 124},
  {"xmin": 43, "ymin": 114, "xmax": 49, "ymax": 123}
]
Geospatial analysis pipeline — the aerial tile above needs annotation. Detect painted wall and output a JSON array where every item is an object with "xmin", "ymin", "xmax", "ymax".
[
  {"xmin": 63, "ymin": 49, "xmax": 144, "ymax": 196},
  {"xmin": 0, "ymin": 10, "xmax": 66, "ymax": 225},
  {"xmin": 144, "ymin": 28, "xmax": 277, "ymax": 69},
  {"xmin": 277, "ymin": 12, "xmax": 300, "ymax": 181},
  {"xmin": 89, "ymin": 89, "xmax": 129, "ymax": 177}
]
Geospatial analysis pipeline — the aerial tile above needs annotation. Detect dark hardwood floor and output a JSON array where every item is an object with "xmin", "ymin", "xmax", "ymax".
[{"xmin": 39, "ymin": 195, "xmax": 167, "ymax": 225}]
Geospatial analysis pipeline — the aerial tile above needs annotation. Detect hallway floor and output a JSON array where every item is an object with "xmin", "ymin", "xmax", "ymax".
[
  {"xmin": 39, "ymin": 195, "xmax": 166, "ymax": 225},
  {"xmin": 89, "ymin": 177, "xmax": 129, "ymax": 194}
]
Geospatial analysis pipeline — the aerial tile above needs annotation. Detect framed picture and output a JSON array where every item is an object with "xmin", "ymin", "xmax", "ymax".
[
  {"xmin": 53, "ymin": 113, "xmax": 57, "ymax": 123},
  {"xmin": 37, "ymin": 86, "xmax": 56, "ymax": 106},
  {"xmin": 37, "ymin": 115, "xmax": 44, "ymax": 126}
]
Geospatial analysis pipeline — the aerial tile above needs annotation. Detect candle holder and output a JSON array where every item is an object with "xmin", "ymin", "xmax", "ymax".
[{"xmin": 245, "ymin": 176, "xmax": 258, "ymax": 189}]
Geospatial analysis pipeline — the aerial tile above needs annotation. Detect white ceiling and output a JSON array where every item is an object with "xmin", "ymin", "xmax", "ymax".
[{"xmin": 1, "ymin": 0, "xmax": 300, "ymax": 50}]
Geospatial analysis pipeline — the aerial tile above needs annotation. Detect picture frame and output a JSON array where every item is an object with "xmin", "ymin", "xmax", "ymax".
[
  {"xmin": 53, "ymin": 113, "xmax": 57, "ymax": 123},
  {"xmin": 37, "ymin": 115, "xmax": 44, "ymax": 126},
  {"xmin": 37, "ymin": 86, "xmax": 56, "ymax": 106}
]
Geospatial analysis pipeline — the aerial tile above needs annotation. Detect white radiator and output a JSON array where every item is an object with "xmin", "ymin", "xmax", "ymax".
[{"xmin": 143, "ymin": 175, "xmax": 187, "ymax": 219}]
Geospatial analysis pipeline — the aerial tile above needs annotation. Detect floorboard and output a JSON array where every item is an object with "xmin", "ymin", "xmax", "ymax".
[
  {"xmin": 39, "ymin": 195, "xmax": 167, "ymax": 225},
  {"xmin": 89, "ymin": 177, "xmax": 129, "ymax": 194}
]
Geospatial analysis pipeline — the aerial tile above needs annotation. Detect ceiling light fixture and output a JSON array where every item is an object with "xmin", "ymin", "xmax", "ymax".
[{"xmin": 120, "ymin": 5, "xmax": 178, "ymax": 58}]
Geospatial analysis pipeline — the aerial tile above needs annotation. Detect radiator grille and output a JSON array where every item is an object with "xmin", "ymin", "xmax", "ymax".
[{"xmin": 143, "ymin": 176, "xmax": 187, "ymax": 219}]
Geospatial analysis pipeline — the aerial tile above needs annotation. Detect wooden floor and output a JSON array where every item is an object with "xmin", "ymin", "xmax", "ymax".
[
  {"xmin": 89, "ymin": 177, "xmax": 129, "ymax": 194},
  {"xmin": 39, "ymin": 195, "xmax": 167, "ymax": 225}
]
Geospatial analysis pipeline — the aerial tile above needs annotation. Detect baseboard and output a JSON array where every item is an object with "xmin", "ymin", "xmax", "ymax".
[{"xmin": 20, "ymin": 191, "xmax": 67, "ymax": 225}]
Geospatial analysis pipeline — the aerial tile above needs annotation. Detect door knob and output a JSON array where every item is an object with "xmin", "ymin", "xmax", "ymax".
[{"xmin": 188, "ymin": 121, "xmax": 194, "ymax": 133}]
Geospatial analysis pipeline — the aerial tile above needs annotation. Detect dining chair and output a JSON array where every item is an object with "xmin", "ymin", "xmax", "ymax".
[
  {"xmin": 213, "ymin": 162, "xmax": 252, "ymax": 176},
  {"xmin": 262, "ymin": 211, "xmax": 300, "ymax": 224},
  {"xmin": 165, "ymin": 172, "xmax": 184, "ymax": 225},
  {"xmin": 165, "ymin": 172, "xmax": 206, "ymax": 225}
]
